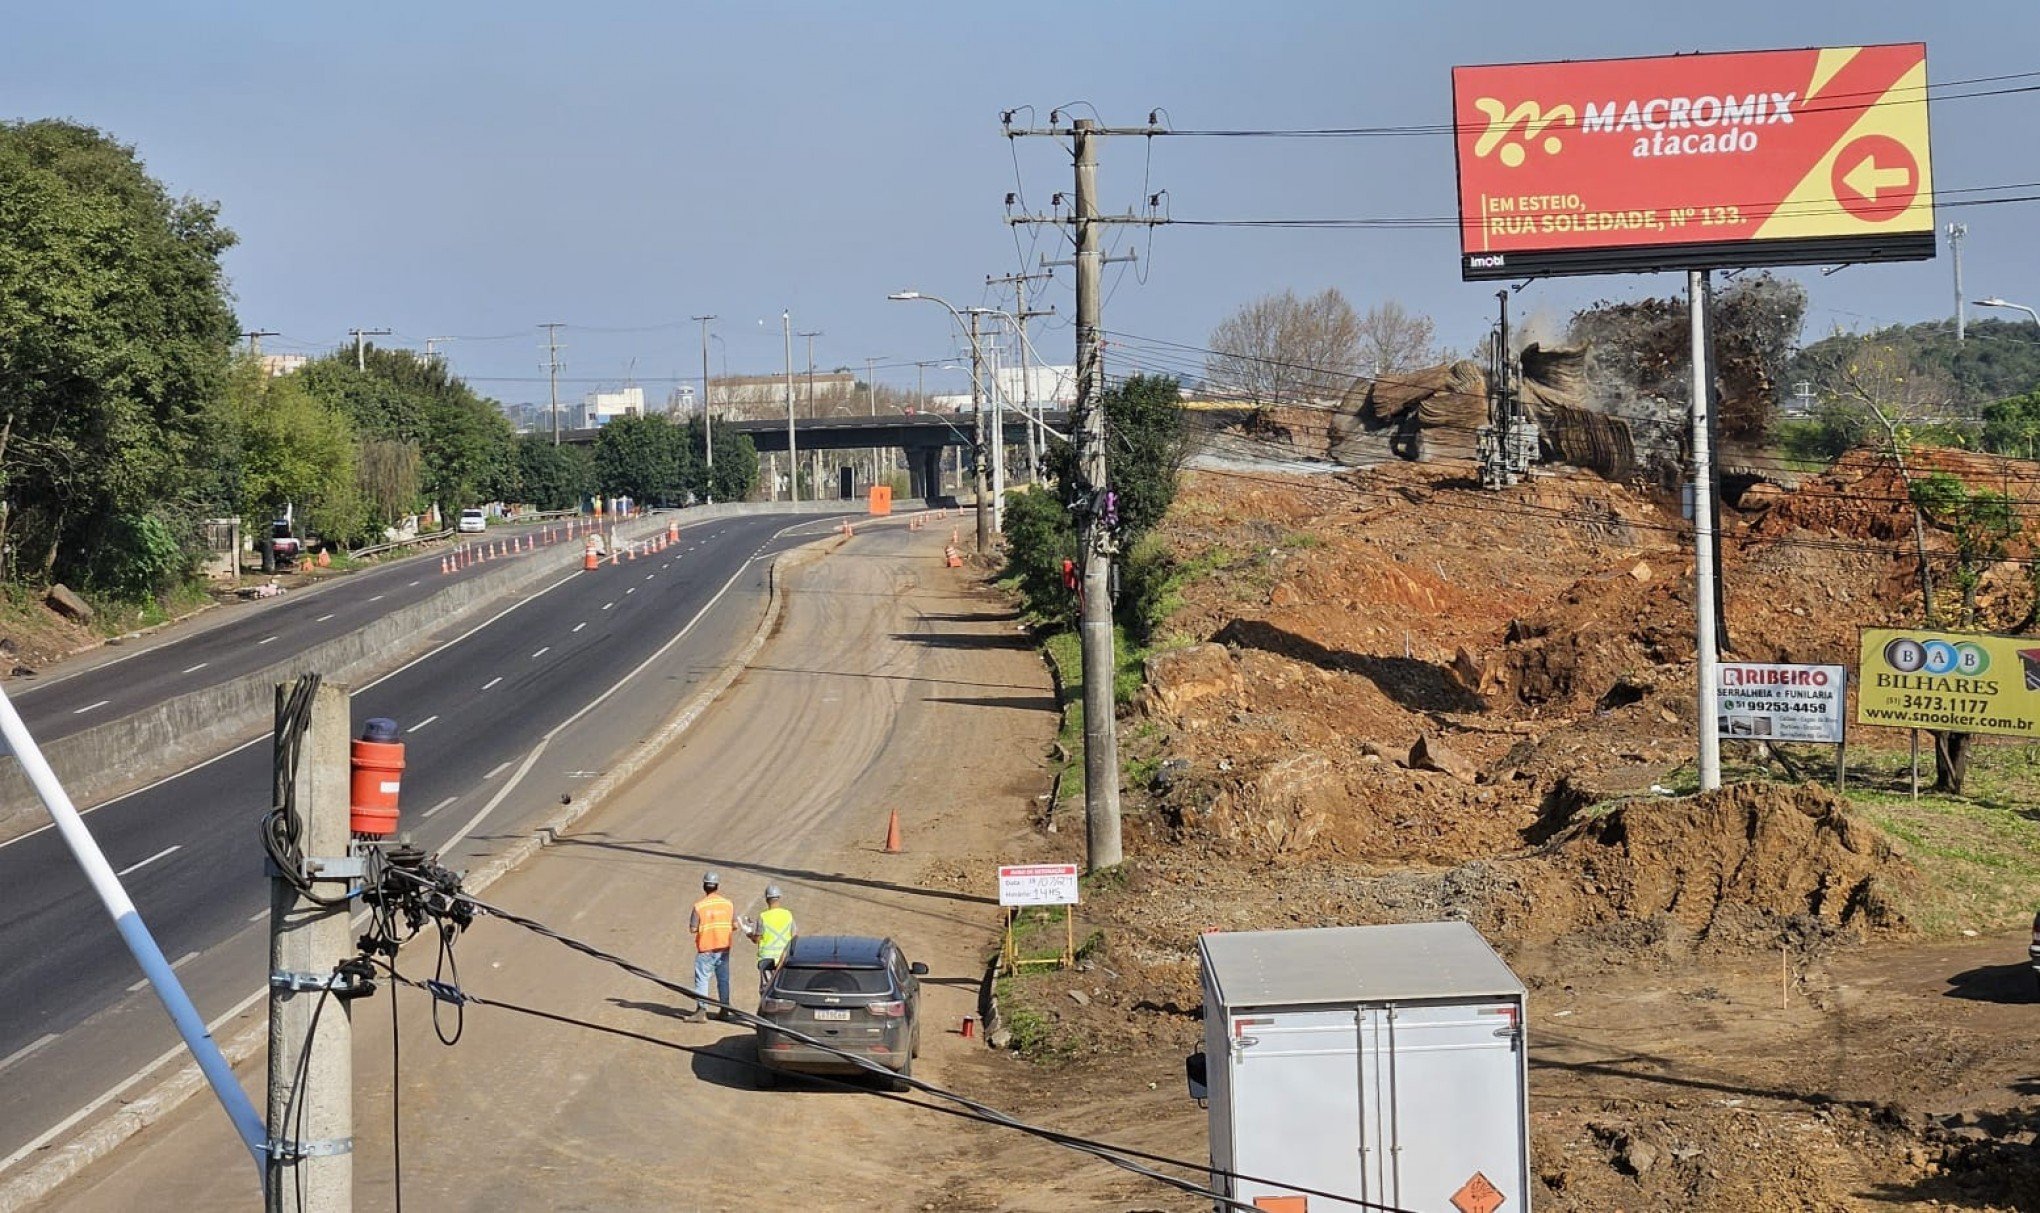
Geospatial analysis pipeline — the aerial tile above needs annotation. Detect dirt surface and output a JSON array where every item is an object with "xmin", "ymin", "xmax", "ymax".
[{"xmin": 1003, "ymin": 456, "xmax": 2040, "ymax": 1212}]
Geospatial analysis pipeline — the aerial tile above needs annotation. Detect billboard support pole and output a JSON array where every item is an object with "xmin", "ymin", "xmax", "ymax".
[{"xmin": 1690, "ymin": 269, "xmax": 1722, "ymax": 793}]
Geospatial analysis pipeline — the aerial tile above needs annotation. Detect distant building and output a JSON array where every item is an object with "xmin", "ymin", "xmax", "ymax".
[
  {"xmin": 577, "ymin": 386, "xmax": 645, "ymax": 428},
  {"xmin": 261, "ymin": 354, "xmax": 309, "ymax": 377},
  {"xmin": 707, "ymin": 372, "xmax": 856, "ymax": 420},
  {"xmin": 995, "ymin": 364, "xmax": 1076, "ymax": 407}
]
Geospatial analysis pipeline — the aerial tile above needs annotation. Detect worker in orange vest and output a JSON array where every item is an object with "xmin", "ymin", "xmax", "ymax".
[{"xmin": 685, "ymin": 871, "xmax": 736, "ymax": 1021}]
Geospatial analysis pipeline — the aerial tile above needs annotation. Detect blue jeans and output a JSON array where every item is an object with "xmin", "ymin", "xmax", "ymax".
[{"xmin": 693, "ymin": 949, "xmax": 731, "ymax": 1010}]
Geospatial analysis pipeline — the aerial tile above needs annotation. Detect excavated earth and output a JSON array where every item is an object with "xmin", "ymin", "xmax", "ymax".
[{"xmin": 1001, "ymin": 452, "xmax": 2040, "ymax": 1212}]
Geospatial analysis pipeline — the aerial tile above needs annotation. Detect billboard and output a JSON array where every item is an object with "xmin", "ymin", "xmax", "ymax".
[
  {"xmin": 1454, "ymin": 44, "xmax": 1934, "ymax": 279},
  {"xmin": 1717, "ymin": 662, "xmax": 1847, "ymax": 743},
  {"xmin": 1857, "ymin": 628, "xmax": 2040, "ymax": 739}
]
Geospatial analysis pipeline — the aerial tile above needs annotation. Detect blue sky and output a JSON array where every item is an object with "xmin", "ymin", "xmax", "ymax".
[{"xmin": 7, "ymin": 2, "xmax": 2037, "ymax": 407}]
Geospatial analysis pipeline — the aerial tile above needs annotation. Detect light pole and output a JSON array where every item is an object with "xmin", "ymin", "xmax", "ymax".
[
  {"xmin": 890, "ymin": 291, "xmax": 996, "ymax": 552},
  {"xmin": 967, "ymin": 309, "xmax": 1008, "ymax": 534},
  {"xmin": 783, "ymin": 311, "xmax": 797, "ymax": 504},
  {"xmin": 1978, "ymin": 297, "xmax": 2040, "ymax": 327},
  {"xmin": 692, "ymin": 315, "xmax": 717, "ymax": 494},
  {"xmin": 865, "ymin": 355, "xmax": 888, "ymax": 493}
]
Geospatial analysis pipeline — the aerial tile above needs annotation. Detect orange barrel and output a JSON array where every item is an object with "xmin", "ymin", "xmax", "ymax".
[{"xmin": 350, "ymin": 719, "xmax": 404, "ymax": 836}]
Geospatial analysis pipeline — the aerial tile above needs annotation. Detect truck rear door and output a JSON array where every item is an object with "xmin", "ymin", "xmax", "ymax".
[
  {"xmin": 1360, "ymin": 1000, "xmax": 1528, "ymax": 1213},
  {"xmin": 1225, "ymin": 1009, "xmax": 1367, "ymax": 1211}
]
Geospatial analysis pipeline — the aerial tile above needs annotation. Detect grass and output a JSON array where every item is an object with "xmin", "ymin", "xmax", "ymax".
[
  {"xmin": 993, "ymin": 905, "xmax": 1090, "ymax": 1063},
  {"xmin": 1042, "ymin": 627, "xmax": 1148, "ymax": 807}
]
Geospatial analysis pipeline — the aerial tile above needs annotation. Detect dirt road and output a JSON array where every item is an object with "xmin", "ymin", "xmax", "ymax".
[{"xmin": 37, "ymin": 521, "xmax": 1127, "ymax": 1211}]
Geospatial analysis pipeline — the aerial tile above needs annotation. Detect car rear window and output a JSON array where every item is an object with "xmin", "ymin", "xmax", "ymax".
[{"xmin": 773, "ymin": 965, "xmax": 893, "ymax": 995}]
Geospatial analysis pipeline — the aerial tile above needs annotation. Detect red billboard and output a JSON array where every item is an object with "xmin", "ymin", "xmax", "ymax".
[{"xmin": 1453, "ymin": 44, "xmax": 1934, "ymax": 279}]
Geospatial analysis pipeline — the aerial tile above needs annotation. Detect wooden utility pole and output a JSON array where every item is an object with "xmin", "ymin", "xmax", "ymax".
[{"xmin": 266, "ymin": 680, "xmax": 354, "ymax": 1211}]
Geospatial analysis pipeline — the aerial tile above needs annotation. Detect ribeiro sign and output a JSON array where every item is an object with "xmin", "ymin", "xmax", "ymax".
[{"xmin": 1454, "ymin": 44, "xmax": 1934, "ymax": 279}]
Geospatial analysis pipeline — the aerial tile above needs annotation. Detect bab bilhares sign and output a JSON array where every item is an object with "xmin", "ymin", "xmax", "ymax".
[
  {"xmin": 1857, "ymin": 628, "xmax": 2040, "ymax": 739},
  {"xmin": 1716, "ymin": 662, "xmax": 1846, "ymax": 744},
  {"xmin": 1453, "ymin": 43, "xmax": 1934, "ymax": 279}
]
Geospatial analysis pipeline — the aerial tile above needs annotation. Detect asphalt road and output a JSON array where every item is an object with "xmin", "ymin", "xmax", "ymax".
[
  {"xmin": 7, "ymin": 518, "xmax": 586, "ymax": 741},
  {"xmin": 0, "ymin": 510, "xmax": 843, "ymax": 1170}
]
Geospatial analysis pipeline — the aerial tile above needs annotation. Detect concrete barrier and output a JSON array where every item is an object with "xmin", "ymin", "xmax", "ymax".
[{"xmin": 0, "ymin": 503, "xmax": 845, "ymax": 841}]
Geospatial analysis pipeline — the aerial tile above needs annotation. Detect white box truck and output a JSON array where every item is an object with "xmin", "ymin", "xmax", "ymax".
[{"xmin": 1195, "ymin": 922, "xmax": 1530, "ymax": 1213}]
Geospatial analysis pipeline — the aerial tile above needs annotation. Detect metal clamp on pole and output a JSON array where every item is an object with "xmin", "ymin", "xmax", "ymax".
[{"xmin": 265, "ymin": 1136, "xmax": 354, "ymax": 1164}]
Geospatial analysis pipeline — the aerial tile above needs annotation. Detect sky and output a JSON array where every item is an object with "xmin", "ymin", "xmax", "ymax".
[{"xmin": 6, "ymin": 1, "xmax": 2038, "ymax": 410}]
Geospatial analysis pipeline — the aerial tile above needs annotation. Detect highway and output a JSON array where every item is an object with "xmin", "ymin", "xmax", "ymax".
[{"xmin": 0, "ymin": 509, "xmax": 841, "ymax": 1170}]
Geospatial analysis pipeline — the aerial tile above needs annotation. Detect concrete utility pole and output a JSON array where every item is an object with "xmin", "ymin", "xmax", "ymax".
[
  {"xmin": 423, "ymin": 336, "xmax": 453, "ymax": 365},
  {"xmin": 1947, "ymin": 222, "xmax": 1968, "ymax": 342},
  {"xmin": 968, "ymin": 310, "xmax": 992, "ymax": 551},
  {"xmin": 266, "ymin": 680, "xmax": 354, "ymax": 1211},
  {"xmin": 541, "ymin": 323, "xmax": 566, "ymax": 444},
  {"xmin": 348, "ymin": 328, "xmax": 391, "ymax": 374},
  {"xmin": 865, "ymin": 355, "xmax": 886, "ymax": 492},
  {"xmin": 988, "ymin": 270, "xmax": 1055, "ymax": 481},
  {"xmin": 799, "ymin": 330, "xmax": 823, "ymax": 420},
  {"xmin": 783, "ymin": 312, "xmax": 798, "ymax": 503},
  {"xmin": 970, "ymin": 309, "xmax": 1008, "ymax": 533},
  {"xmin": 1005, "ymin": 112, "xmax": 1167, "ymax": 872},
  {"xmin": 244, "ymin": 330, "xmax": 279, "ymax": 357},
  {"xmin": 692, "ymin": 315, "xmax": 717, "ymax": 487},
  {"xmin": 1689, "ymin": 270, "xmax": 1722, "ymax": 793}
]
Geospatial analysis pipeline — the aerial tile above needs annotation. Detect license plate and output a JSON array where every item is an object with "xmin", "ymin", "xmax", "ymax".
[{"xmin": 813, "ymin": 1008, "xmax": 851, "ymax": 1022}]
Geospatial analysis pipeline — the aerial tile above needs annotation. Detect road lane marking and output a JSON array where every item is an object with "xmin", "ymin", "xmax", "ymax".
[
  {"xmin": 408, "ymin": 580, "xmax": 420, "ymax": 587},
  {"xmin": 115, "ymin": 845, "xmax": 179, "ymax": 877},
  {"xmin": 644, "ymin": 574, "xmax": 655, "ymax": 581},
  {"xmin": 625, "ymin": 588, "xmax": 636, "ymax": 595},
  {"xmin": 258, "ymin": 636, "xmax": 277, "ymax": 645},
  {"xmin": 248, "ymin": 909, "xmax": 267, "ymax": 923},
  {"xmin": 572, "ymin": 622, "xmax": 586, "ymax": 633},
  {"xmin": 485, "ymin": 761, "xmax": 511, "ymax": 779},
  {"xmin": 170, "ymin": 951, "xmax": 199, "ymax": 970},
  {"xmin": 531, "ymin": 647, "xmax": 550, "ymax": 659},
  {"xmin": 424, "ymin": 796, "xmax": 458, "ymax": 819},
  {"xmin": 72, "ymin": 700, "xmax": 110, "ymax": 715},
  {"xmin": 482, "ymin": 676, "xmax": 503, "ymax": 690},
  {"xmin": 407, "ymin": 715, "xmax": 438, "ymax": 734},
  {"xmin": 316, "ymin": 614, "xmax": 336, "ymax": 623},
  {"xmin": 0, "ymin": 1033, "xmax": 58, "ymax": 1075},
  {"xmin": 603, "ymin": 601, "xmax": 615, "ymax": 610},
  {"xmin": 368, "ymin": 594, "xmax": 385, "ymax": 603},
  {"xmin": 181, "ymin": 663, "xmax": 208, "ymax": 675}
]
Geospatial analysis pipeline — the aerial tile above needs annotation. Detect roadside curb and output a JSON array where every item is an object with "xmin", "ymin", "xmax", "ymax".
[{"xmin": 0, "ymin": 540, "xmax": 830, "ymax": 1211}]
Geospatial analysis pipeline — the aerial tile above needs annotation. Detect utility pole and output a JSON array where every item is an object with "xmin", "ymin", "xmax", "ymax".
[
  {"xmin": 541, "ymin": 323, "xmax": 566, "ymax": 444},
  {"xmin": 423, "ymin": 336, "xmax": 453, "ymax": 366},
  {"xmin": 988, "ymin": 270, "xmax": 1055, "ymax": 481},
  {"xmin": 1947, "ymin": 222, "xmax": 1968, "ymax": 342},
  {"xmin": 971, "ymin": 310, "xmax": 1007, "ymax": 533},
  {"xmin": 692, "ymin": 316, "xmax": 717, "ymax": 485},
  {"xmin": 799, "ymin": 330, "xmax": 823, "ymax": 419},
  {"xmin": 1007, "ymin": 112, "xmax": 1166, "ymax": 872},
  {"xmin": 968, "ymin": 310, "xmax": 991, "ymax": 552},
  {"xmin": 348, "ymin": 328, "xmax": 391, "ymax": 374},
  {"xmin": 266, "ymin": 679, "xmax": 354, "ymax": 1211},
  {"xmin": 865, "ymin": 355, "xmax": 886, "ymax": 492},
  {"xmin": 1689, "ymin": 270, "xmax": 1722, "ymax": 792},
  {"xmin": 243, "ymin": 330, "xmax": 279, "ymax": 357},
  {"xmin": 783, "ymin": 311, "xmax": 798, "ymax": 504}
]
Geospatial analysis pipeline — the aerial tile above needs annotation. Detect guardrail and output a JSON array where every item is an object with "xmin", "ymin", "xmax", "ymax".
[{"xmin": 347, "ymin": 528, "xmax": 453, "ymax": 560}]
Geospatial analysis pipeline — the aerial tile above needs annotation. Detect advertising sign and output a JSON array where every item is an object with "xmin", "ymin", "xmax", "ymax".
[
  {"xmin": 997, "ymin": 863, "xmax": 1080, "ymax": 907},
  {"xmin": 1857, "ymin": 628, "xmax": 2040, "ymax": 739},
  {"xmin": 1454, "ymin": 43, "xmax": 1934, "ymax": 279},
  {"xmin": 1716, "ymin": 662, "xmax": 1846, "ymax": 743}
]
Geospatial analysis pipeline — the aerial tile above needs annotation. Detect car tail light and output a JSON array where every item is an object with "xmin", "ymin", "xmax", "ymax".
[
  {"xmin": 759, "ymin": 997, "xmax": 796, "ymax": 1015},
  {"xmin": 866, "ymin": 1000, "xmax": 907, "ymax": 1018}
]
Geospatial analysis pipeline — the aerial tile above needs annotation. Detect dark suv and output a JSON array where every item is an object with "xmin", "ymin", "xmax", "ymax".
[{"xmin": 755, "ymin": 935, "xmax": 926, "ymax": 1090}]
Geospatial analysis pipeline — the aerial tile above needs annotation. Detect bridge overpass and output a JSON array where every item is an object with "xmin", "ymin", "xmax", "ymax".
[{"xmin": 555, "ymin": 411, "xmax": 1069, "ymax": 500}]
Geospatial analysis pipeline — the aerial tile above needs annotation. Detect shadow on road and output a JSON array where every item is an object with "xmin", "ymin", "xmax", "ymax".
[
  {"xmin": 553, "ymin": 835, "xmax": 1002, "ymax": 909},
  {"xmin": 923, "ymin": 693, "xmax": 1060, "ymax": 712},
  {"xmin": 1942, "ymin": 962, "xmax": 2039, "ymax": 1004}
]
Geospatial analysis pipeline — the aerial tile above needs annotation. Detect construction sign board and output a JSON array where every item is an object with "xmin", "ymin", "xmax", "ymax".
[
  {"xmin": 1454, "ymin": 43, "xmax": 1934, "ymax": 279},
  {"xmin": 1857, "ymin": 628, "xmax": 2040, "ymax": 739},
  {"xmin": 1717, "ymin": 662, "xmax": 1847, "ymax": 743},
  {"xmin": 998, "ymin": 863, "xmax": 1080, "ymax": 907}
]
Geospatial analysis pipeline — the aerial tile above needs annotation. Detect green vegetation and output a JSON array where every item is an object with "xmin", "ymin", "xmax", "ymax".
[
  {"xmin": 1790, "ymin": 319, "xmax": 2040, "ymax": 415},
  {"xmin": 1843, "ymin": 743, "xmax": 2040, "ymax": 935}
]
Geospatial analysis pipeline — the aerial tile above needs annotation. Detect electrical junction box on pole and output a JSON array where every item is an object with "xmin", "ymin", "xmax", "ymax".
[{"xmin": 1195, "ymin": 922, "xmax": 1531, "ymax": 1212}]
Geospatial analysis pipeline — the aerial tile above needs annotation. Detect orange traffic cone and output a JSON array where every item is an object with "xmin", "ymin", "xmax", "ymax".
[
  {"xmin": 583, "ymin": 548, "xmax": 599, "ymax": 571},
  {"xmin": 882, "ymin": 807, "xmax": 903, "ymax": 854}
]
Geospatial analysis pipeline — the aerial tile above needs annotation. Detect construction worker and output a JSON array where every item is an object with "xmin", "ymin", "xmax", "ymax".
[
  {"xmin": 746, "ymin": 885, "xmax": 798, "ymax": 996},
  {"xmin": 686, "ymin": 871, "xmax": 735, "ymax": 1021}
]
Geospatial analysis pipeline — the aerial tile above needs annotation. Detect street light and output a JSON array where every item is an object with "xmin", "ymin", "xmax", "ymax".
[
  {"xmin": 890, "ymin": 291, "xmax": 993, "ymax": 552},
  {"xmin": 1978, "ymin": 297, "xmax": 2040, "ymax": 326}
]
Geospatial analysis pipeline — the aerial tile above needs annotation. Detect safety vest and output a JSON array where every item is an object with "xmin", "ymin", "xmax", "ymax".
[
  {"xmin": 693, "ymin": 893, "xmax": 735, "ymax": 952},
  {"xmin": 756, "ymin": 906, "xmax": 796, "ymax": 964}
]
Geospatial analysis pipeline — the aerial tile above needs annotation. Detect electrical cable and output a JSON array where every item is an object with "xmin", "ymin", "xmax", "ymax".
[{"xmin": 260, "ymin": 674, "xmax": 352, "ymax": 908}]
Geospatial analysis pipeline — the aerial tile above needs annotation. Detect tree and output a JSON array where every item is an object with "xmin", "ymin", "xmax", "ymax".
[
  {"xmin": 219, "ymin": 355, "xmax": 363, "ymax": 540},
  {"xmin": 1355, "ymin": 301, "xmax": 1439, "ymax": 376},
  {"xmin": 679, "ymin": 416, "xmax": 757, "ymax": 503},
  {"xmin": 0, "ymin": 120, "xmax": 239, "ymax": 598},
  {"xmin": 295, "ymin": 346, "xmax": 517, "ymax": 513},
  {"xmin": 1906, "ymin": 472, "xmax": 2018, "ymax": 795},
  {"xmin": 358, "ymin": 439, "xmax": 424, "ymax": 529},
  {"xmin": 1791, "ymin": 318, "xmax": 2040, "ymax": 409},
  {"xmin": 1204, "ymin": 288, "xmax": 1363, "ymax": 407},
  {"xmin": 1978, "ymin": 391, "xmax": 2040, "ymax": 459},
  {"xmin": 514, "ymin": 436, "xmax": 595, "ymax": 510},
  {"xmin": 594, "ymin": 414, "xmax": 690, "ymax": 504}
]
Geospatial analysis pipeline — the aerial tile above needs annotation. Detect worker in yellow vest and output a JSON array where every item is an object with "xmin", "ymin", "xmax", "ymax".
[
  {"xmin": 686, "ymin": 871, "xmax": 736, "ymax": 1021},
  {"xmin": 745, "ymin": 885, "xmax": 798, "ymax": 996}
]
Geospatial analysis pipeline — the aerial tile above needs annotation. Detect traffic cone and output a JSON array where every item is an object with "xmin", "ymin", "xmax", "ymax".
[
  {"xmin": 882, "ymin": 807, "xmax": 903, "ymax": 854},
  {"xmin": 583, "ymin": 548, "xmax": 598, "ymax": 571}
]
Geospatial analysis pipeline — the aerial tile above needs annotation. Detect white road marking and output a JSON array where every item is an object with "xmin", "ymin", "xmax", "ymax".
[
  {"xmin": 181, "ymin": 663, "xmax": 208, "ymax": 675},
  {"xmin": 316, "ymin": 614, "xmax": 336, "ymax": 623},
  {"xmin": 258, "ymin": 636, "xmax": 278, "ymax": 645},
  {"xmin": 407, "ymin": 715, "xmax": 438, "ymax": 734},
  {"xmin": 248, "ymin": 909, "xmax": 268, "ymax": 923},
  {"xmin": 408, "ymin": 580, "xmax": 420, "ymax": 587},
  {"xmin": 115, "ymin": 845, "xmax": 179, "ymax": 877},
  {"xmin": 0, "ymin": 1033, "xmax": 58, "ymax": 1075},
  {"xmin": 572, "ymin": 622, "xmax": 586, "ymax": 633},
  {"xmin": 603, "ymin": 601, "xmax": 615, "ymax": 610},
  {"xmin": 531, "ymin": 646, "xmax": 550, "ymax": 659},
  {"xmin": 72, "ymin": 700, "xmax": 110, "ymax": 715},
  {"xmin": 424, "ymin": 795, "xmax": 458, "ymax": 819},
  {"xmin": 483, "ymin": 676, "xmax": 503, "ymax": 690},
  {"xmin": 625, "ymin": 588, "xmax": 636, "ymax": 596},
  {"xmin": 644, "ymin": 574, "xmax": 655, "ymax": 581},
  {"xmin": 485, "ymin": 761, "xmax": 512, "ymax": 779},
  {"xmin": 170, "ymin": 950, "xmax": 200, "ymax": 971},
  {"xmin": 368, "ymin": 594, "xmax": 385, "ymax": 603}
]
